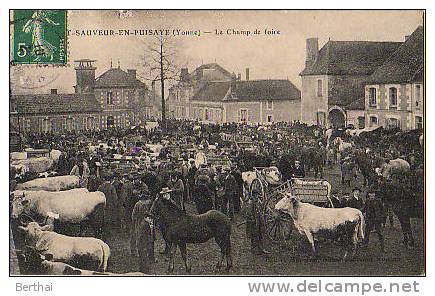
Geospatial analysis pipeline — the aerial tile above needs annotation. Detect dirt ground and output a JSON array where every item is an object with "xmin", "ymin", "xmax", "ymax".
[{"xmin": 106, "ymin": 164, "xmax": 425, "ymax": 276}]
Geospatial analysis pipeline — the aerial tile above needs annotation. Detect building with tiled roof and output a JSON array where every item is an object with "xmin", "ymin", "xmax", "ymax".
[
  {"xmin": 167, "ymin": 64, "xmax": 301, "ymax": 124},
  {"xmin": 364, "ymin": 26, "xmax": 424, "ymax": 131},
  {"xmin": 10, "ymin": 89, "xmax": 103, "ymax": 133},
  {"xmin": 92, "ymin": 63, "xmax": 154, "ymax": 128},
  {"xmin": 10, "ymin": 59, "xmax": 155, "ymax": 135},
  {"xmin": 299, "ymin": 37, "xmax": 403, "ymax": 128}
]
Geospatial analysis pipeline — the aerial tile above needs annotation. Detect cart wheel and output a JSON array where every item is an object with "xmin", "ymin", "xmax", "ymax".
[{"xmin": 263, "ymin": 205, "xmax": 294, "ymax": 242}]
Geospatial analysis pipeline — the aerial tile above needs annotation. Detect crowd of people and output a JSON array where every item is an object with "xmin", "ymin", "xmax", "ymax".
[{"xmin": 11, "ymin": 119, "xmax": 424, "ymax": 273}]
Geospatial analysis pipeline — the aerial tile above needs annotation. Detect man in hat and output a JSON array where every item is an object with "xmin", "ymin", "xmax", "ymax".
[
  {"xmin": 292, "ymin": 160, "xmax": 305, "ymax": 178},
  {"xmin": 223, "ymin": 165, "xmax": 238, "ymax": 221},
  {"xmin": 120, "ymin": 174, "xmax": 135, "ymax": 233},
  {"xmin": 169, "ymin": 171, "xmax": 185, "ymax": 211},
  {"xmin": 97, "ymin": 172, "xmax": 119, "ymax": 235},
  {"xmin": 362, "ymin": 189, "xmax": 386, "ymax": 253},
  {"xmin": 346, "ymin": 187, "xmax": 364, "ymax": 211}
]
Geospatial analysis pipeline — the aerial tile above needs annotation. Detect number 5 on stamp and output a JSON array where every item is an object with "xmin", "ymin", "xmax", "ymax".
[{"xmin": 11, "ymin": 10, "xmax": 67, "ymax": 65}]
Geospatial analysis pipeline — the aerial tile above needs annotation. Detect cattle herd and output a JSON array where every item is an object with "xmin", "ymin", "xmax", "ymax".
[{"xmin": 9, "ymin": 120, "xmax": 424, "ymax": 275}]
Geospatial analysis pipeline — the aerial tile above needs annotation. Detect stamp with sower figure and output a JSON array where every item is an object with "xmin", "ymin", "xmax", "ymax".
[{"xmin": 11, "ymin": 10, "xmax": 67, "ymax": 65}]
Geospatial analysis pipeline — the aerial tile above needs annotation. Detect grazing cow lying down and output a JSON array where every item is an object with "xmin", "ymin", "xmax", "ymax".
[
  {"xmin": 19, "ymin": 247, "xmax": 144, "ymax": 276},
  {"xmin": 18, "ymin": 222, "xmax": 110, "ymax": 272},
  {"xmin": 16, "ymin": 175, "xmax": 81, "ymax": 191},
  {"xmin": 275, "ymin": 195, "xmax": 364, "ymax": 260}
]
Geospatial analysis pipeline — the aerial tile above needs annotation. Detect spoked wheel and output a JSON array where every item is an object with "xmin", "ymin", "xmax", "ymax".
[{"xmin": 263, "ymin": 191, "xmax": 294, "ymax": 243}]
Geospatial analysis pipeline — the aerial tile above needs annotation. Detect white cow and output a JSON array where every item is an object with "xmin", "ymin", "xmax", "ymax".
[
  {"xmin": 11, "ymin": 188, "xmax": 105, "ymax": 224},
  {"xmin": 19, "ymin": 248, "xmax": 144, "ymax": 275},
  {"xmin": 275, "ymin": 195, "xmax": 364, "ymax": 260},
  {"xmin": 18, "ymin": 222, "xmax": 110, "ymax": 272},
  {"xmin": 11, "ymin": 157, "xmax": 54, "ymax": 174},
  {"xmin": 16, "ymin": 175, "xmax": 81, "ymax": 191},
  {"xmin": 377, "ymin": 158, "xmax": 411, "ymax": 179},
  {"xmin": 333, "ymin": 137, "xmax": 353, "ymax": 152},
  {"xmin": 49, "ymin": 149, "xmax": 62, "ymax": 164}
]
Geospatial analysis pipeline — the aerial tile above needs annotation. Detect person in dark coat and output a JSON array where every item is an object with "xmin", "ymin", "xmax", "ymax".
[
  {"xmin": 242, "ymin": 195, "xmax": 269, "ymax": 255},
  {"xmin": 97, "ymin": 173, "xmax": 119, "ymax": 234},
  {"xmin": 231, "ymin": 165, "xmax": 243, "ymax": 213},
  {"xmin": 120, "ymin": 175, "xmax": 135, "ymax": 233},
  {"xmin": 362, "ymin": 189, "xmax": 386, "ymax": 253},
  {"xmin": 187, "ymin": 160, "xmax": 197, "ymax": 202},
  {"xmin": 194, "ymin": 174, "xmax": 213, "ymax": 214},
  {"xmin": 346, "ymin": 187, "xmax": 364, "ymax": 211},
  {"xmin": 292, "ymin": 160, "xmax": 305, "ymax": 178},
  {"xmin": 169, "ymin": 172, "xmax": 185, "ymax": 211},
  {"xmin": 223, "ymin": 166, "xmax": 238, "ymax": 220}
]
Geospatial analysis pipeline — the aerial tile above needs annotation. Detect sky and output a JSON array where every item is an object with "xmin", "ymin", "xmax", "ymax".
[{"xmin": 10, "ymin": 10, "xmax": 424, "ymax": 94}]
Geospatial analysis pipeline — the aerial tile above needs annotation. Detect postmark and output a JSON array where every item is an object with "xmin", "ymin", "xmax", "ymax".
[{"xmin": 11, "ymin": 10, "xmax": 67, "ymax": 65}]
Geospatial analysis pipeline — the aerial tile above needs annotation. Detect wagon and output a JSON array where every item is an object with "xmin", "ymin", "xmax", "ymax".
[{"xmin": 248, "ymin": 167, "xmax": 333, "ymax": 242}]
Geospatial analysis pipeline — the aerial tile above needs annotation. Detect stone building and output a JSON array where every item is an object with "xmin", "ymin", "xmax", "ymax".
[
  {"xmin": 364, "ymin": 26, "xmax": 423, "ymax": 130},
  {"xmin": 299, "ymin": 38, "xmax": 402, "ymax": 128},
  {"xmin": 167, "ymin": 64, "xmax": 301, "ymax": 123},
  {"xmin": 10, "ymin": 59, "xmax": 154, "ymax": 134}
]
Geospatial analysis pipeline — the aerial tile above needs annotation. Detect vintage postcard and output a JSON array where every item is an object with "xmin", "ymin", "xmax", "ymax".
[{"xmin": 9, "ymin": 10, "xmax": 424, "ymax": 279}]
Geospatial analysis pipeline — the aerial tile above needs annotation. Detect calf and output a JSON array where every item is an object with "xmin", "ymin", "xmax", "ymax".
[
  {"xmin": 18, "ymin": 222, "xmax": 110, "ymax": 272},
  {"xmin": 275, "ymin": 194, "xmax": 364, "ymax": 260}
]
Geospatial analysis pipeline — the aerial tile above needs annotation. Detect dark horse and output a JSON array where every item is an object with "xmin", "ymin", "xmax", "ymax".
[
  {"xmin": 150, "ymin": 197, "xmax": 233, "ymax": 273},
  {"xmin": 379, "ymin": 170, "xmax": 424, "ymax": 248}
]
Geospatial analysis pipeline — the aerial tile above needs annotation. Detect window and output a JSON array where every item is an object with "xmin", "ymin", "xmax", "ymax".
[
  {"xmin": 106, "ymin": 116, "xmax": 114, "ymax": 128},
  {"xmin": 42, "ymin": 118, "xmax": 50, "ymax": 133},
  {"xmin": 386, "ymin": 117, "xmax": 400, "ymax": 129},
  {"xmin": 358, "ymin": 116, "xmax": 365, "ymax": 129},
  {"xmin": 199, "ymin": 109, "xmax": 203, "ymax": 121},
  {"xmin": 66, "ymin": 118, "xmax": 74, "ymax": 131},
  {"xmin": 415, "ymin": 116, "xmax": 423, "ymax": 130},
  {"xmin": 266, "ymin": 100, "xmax": 273, "ymax": 110},
  {"xmin": 267, "ymin": 115, "xmax": 273, "ymax": 123},
  {"xmin": 107, "ymin": 92, "xmax": 113, "ymax": 105},
  {"xmin": 205, "ymin": 109, "xmax": 210, "ymax": 121},
  {"xmin": 87, "ymin": 117, "xmax": 95, "ymax": 130},
  {"xmin": 317, "ymin": 79, "xmax": 323, "ymax": 97},
  {"xmin": 368, "ymin": 87, "xmax": 377, "ymax": 107},
  {"xmin": 240, "ymin": 109, "xmax": 248, "ymax": 123},
  {"xmin": 316, "ymin": 112, "xmax": 326, "ymax": 126},
  {"xmin": 415, "ymin": 85, "xmax": 421, "ymax": 108},
  {"xmin": 369, "ymin": 116, "xmax": 378, "ymax": 127},
  {"xmin": 389, "ymin": 87, "xmax": 398, "ymax": 108}
]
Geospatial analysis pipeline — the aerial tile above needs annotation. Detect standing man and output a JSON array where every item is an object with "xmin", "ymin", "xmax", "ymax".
[
  {"xmin": 362, "ymin": 189, "xmax": 386, "ymax": 253},
  {"xmin": 169, "ymin": 171, "xmax": 185, "ymax": 211},
  {"xmin": 346, "ymin": 187, "xmax": 364, "ymax": 211},
  {"xmin": 224, "ymin": 166, "xmax": 238, "ymax": 221}
]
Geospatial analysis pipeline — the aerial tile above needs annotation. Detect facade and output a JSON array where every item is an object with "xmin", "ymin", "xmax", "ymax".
[
  {"xmin": 168, "ymin": 64, "xmax": 301, "ymax": 123},
  {"xmin": 364, "ymin": 26, "xmax": 423, "ymax": 131},
  {"xmin": 167, "ymin": 63, "xmax": 233, "ymax": 120},
  {"xmin": 299, "ymin": 38, "xmax": 402, "ymax": 128},
  {"xmin": 10, "ymin": 90, "xmax": 102, "ymax": 134},
  {"xmin": 10, "ymin": 59, "xmax": 154, "ymax": 134}
]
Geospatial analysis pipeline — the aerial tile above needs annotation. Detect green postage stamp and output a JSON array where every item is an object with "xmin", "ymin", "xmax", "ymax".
[{"xmin": 11, "ymin": 10, "xmax": 67, "ymax": 65}]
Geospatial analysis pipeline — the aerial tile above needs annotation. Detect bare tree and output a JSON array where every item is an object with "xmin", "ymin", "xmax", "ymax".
[{"xmin": 139, "ymin": 34, "xmax": 184, "ymax": 124}]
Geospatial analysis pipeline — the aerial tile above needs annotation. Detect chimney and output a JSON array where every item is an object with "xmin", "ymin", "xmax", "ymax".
[
  {"xmin": 405, "ymin": 35, "xmax": 410, "ymax": 41},
  {"xmin": 237, "ymin": 73, "xmax": 241, "ymax": 81},
  {"xmin": 127, "ymin": 69, "xmax": 137, "ymax": 79},
  {"xmin": 180, "ymin": 68, "xmax": 189, "ymax": 82},
  {"xmin": 50, "ymin": 89, "xmax": 57, "ymax": 94},
  {"xmin": 306, "ymin": 38, "xmax": 319, "ymax": 67},
  {"xmin": 245, "ymin": 68, "xmax": 250, "ymax": 81}
]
